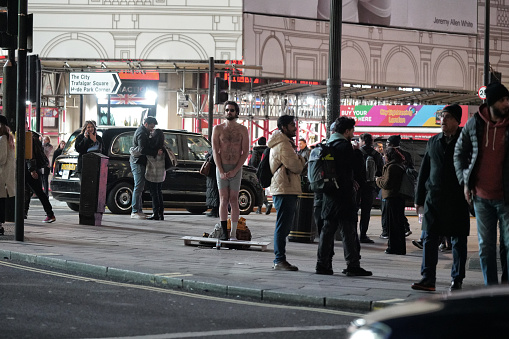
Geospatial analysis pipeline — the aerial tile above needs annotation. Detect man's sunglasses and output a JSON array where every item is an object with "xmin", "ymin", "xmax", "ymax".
[{"xmin": 225, "ymin": 109, "xmax": 236, "ymax": 112}]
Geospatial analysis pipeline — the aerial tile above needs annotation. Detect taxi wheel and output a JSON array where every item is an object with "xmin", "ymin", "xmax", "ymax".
[{"xmin": 107, "ymin": 182, "xmax": 133, "ymax": 214}]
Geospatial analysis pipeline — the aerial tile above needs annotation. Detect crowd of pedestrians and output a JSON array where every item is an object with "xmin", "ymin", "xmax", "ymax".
[{"xmin": 3, "ymin": 82, "xmax": 509, "ymax": 293}]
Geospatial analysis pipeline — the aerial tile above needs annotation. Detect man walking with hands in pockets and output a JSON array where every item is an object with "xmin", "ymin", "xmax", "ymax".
[{"xmin": 212, "ymin": 101, "xmax": 249, "ymax": 241}]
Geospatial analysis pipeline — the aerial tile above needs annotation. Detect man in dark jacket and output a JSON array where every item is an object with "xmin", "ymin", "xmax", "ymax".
[
  {"xmin": 315, "ymin": 117, "xmax": 372, "ymax": 277},
  {"xmin": 412, "ymin": 104, "xmax": 470, "ymax": 292},
  {"xmin": 358, "ymin": 133, "xmax": 384, "ymax": 243},
  {"xmin": 455, "ymin": 82, "xmax": 509, "ymax": 286},
  {"xmin": 24, "ymin": 121, "xmax": 56, "ymax": 223},
  {"xmin": 129, "ymin": 117, "xmax": 161, "ymax": 219},
  {"xmin": 248, "ymin": 137, "xmax": 272, "ymax": 214}
]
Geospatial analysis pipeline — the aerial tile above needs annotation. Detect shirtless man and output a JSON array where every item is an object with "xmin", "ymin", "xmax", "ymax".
[{"xmin": 212, "ymin": 101, "xmax": 249, "ymax": 240}]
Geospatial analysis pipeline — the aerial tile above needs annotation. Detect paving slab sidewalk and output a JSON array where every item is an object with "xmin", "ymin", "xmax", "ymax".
[{"xmin": 0, "ymin": 202, "xmax": 488, "ymax": 311}]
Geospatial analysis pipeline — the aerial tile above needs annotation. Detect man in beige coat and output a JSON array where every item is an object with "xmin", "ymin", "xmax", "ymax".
[{"xmin": 268, "ymin": 115, "xmax": 306, "ymax": 271}]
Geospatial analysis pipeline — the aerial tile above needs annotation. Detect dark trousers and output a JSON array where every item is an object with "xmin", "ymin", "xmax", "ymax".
[
  {"xmin": 147, "ymin": 181, "xmax": 163, "ymax": 216},
  {"xmin": 359, "ymin": 184, "xmax": 376, "ymax": 238},
  {"xmin": 421, "ymin": 231, "xmax": 468, "ymax": 283},
  {"xmin": 383, "ymin": 197, "xmax": 406, "ymax": 254},
  {"xmin": 41, "ymin": 167, "xmax": 50, "ymax": 197},
  {"xmin": 0, "ymin": 197, "xmax": 5, "ymax": 223},
  {"xmin": 25, "ymin": 169, "xmax": 54, "ymax": 218},
  {"xmin": 317, "ymin": 215, "xmax": 360, "ymax": 269}
]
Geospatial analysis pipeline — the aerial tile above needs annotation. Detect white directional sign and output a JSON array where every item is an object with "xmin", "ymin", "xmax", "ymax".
[{"xmin": 69, "ymin": 73, "xmax": 121, "ymax": 95}]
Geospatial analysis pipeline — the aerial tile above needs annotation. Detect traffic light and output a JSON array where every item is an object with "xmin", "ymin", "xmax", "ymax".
[
  {"xmin": 27, "ymin": 54, "xmax": 40, "ymax": 103},
  {"xmin": 215, "ymin": 77, "xmax": 229, "ymax": 104},
  {"xmin": 0, "ymin": 0, "xmax": 18, "ymax": 49}
]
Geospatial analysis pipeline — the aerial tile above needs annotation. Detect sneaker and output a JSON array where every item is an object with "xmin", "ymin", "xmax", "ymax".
[
  {"xmin": 379, "ymin": 233, "xmax": 388, "ymax": 239},
  {"xmin": 449, "ymin": 279, "xmax": 463, "ymax": 291},
  {"xmin": 229, "ymin": 237, "xmax": 238, "ymax": 241},
  {"xmin": 265, "ymin": 203, "xmax": 273, "ymax": 215},
  {"xmin": 439, "ymin": 243, "xmax": 452, "ymax": 252},
  {"xmin": 255, "ymin": 209, "xmax": 262, "ymax": 214},
  {"xmin": 360, "ymin": 236, "xmax": 375, "ymax": 244},
  {"xmin": 411, "ymin": 278, "xmax": 436, "ymax": 291},
  {"xmin": 131, "ymin": 212, "xmax": 146, "ymax": 219},
  {"xmin": 273, "ymin": 260, "xmax": 298, "ymax": 271},
  {"xmin": 412, "ymin": 240, "xmax": 423, "ymax": 249},
  {"xmin": 405, "ymin": 230, "xmax": 413, "ymax": 237},
  {"xmin": 345, "ymin": 266, "xmax": 372, "ymax": 277},
  {"xmin": 42, "ymin": 216, "xmax": 56, "ymax": 223}
]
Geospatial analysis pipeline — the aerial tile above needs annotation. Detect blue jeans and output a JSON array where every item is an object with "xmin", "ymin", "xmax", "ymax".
[
  {"xmin": 421, "ymin": 231, "xmax": 467, "ymax": 283},
  {"xmin": 130, "ymin": 161, "xmax": 146, "ymax": 213},
  {"xmin": 273, "ymin": 195, "xmax": 298, "ymax": 264},
  {"xmin": 473, "ymin": 196, "xmax": 509, "ymax": 285}
]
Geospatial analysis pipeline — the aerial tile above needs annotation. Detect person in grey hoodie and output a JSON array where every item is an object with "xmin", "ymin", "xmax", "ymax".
[{"xmin": 454, "ymin": 82, "xmax": 509, "ymax": 285}]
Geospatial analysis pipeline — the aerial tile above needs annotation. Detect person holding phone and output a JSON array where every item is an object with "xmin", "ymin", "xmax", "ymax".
[{"xmin": 75, "ymin": 120, "xmax": 104, "ymax": 174}]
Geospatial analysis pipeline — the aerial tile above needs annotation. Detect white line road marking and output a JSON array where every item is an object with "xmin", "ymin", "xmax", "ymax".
[
  {"xmin": 0, "ymin": 260, "xmax": 364, "ymax": 317},
  {"xmin": 84, "ymin": 325, "xmax": 349, "ymax": 339}
]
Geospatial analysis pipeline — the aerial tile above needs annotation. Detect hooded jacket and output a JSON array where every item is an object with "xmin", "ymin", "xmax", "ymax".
[
  {"xmin": 268, "ymin": 130, "xmax": 305, "ymax": 195},
  {"xmin": 454, "ymin": 103, "xmax": 509, "ymax": 204}
]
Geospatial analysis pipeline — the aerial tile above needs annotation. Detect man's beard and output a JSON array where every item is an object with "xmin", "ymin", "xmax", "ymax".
[
  {"xmin": 226, "ymin": 115, "xmax": 237, "ymax": 121},
  {"xmin": 493, "ymin": 106, "xmax": 509, "ymax": 119}
]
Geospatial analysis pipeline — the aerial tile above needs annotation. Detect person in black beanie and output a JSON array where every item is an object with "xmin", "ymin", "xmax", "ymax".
[{"xmin": 455, "ymin": 82, "xmax": 509, "ymax": 286}]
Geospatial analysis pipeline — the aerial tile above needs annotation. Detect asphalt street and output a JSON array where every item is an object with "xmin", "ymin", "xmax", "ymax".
[{"xmin": 1, "ymin": 260, "xmax": 358, "ymax": 339}]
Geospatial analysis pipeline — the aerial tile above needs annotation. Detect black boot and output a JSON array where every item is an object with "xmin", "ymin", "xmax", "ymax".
[
  {"xmin": 219, "ymin": 220, "xmax": 229, "ymax": 240},
  {"xmin": 159, "ymin": 207, "xmax": 164, "ymax": 221}
]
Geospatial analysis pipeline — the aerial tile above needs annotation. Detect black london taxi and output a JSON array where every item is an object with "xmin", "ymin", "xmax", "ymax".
[{"xmin": 50, "ymin": 126, "xmax": 263, "ymax": 215}]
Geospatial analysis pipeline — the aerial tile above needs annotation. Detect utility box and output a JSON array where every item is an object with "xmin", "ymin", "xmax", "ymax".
[{"xmin": 79, "ymin": 152, "xmax": 109, "ymax": 226}]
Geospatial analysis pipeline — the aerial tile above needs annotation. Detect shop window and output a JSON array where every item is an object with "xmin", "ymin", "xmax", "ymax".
[{"xmin": 186, "ymin": 135, "xmax": 211, "ymax": 161}]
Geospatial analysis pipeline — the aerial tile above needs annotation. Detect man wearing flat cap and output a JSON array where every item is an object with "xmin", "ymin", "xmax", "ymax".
[
  {"xmin": 412, "ymin": 104, "xmax": 470, "ymax": 292},
  {"xmin": 455, "ymin": 82, "xmax": 509, "ymax": 286}
]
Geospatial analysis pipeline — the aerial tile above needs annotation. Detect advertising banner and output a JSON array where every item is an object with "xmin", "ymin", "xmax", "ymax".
[
  {"xmin": 340, "ymin": 105, "xmax": 470, "ymax": 127},
  {"xmin": 244, "ymin": 0, "xmax": 477, "ymax": 35}
]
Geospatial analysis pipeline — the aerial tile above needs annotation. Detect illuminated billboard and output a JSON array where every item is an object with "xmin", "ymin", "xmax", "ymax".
[{"xmin": 244, "ymin": 0, "xmax": 477, "ymax": 35}]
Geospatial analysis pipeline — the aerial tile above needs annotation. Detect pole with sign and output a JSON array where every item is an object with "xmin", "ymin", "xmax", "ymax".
[{"xmin": 69, "ymin": 73, "xmax": 121, "ymax": 95}]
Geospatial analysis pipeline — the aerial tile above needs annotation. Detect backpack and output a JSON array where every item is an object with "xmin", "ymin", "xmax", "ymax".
[
  {"xmin": 248, "ymin": 147, "xmax": 264, "ymax": 168},
  {"xmin": 256, "ymin": 147, "xmax": 281, "ymax": 188},
  {"xmin": 361, "ymin": 148, "xmax": 376, "ymax": 182},
  {"xmin": 398, "ymin": 164, "xmax": 418, "ymax": 200},
  {"xmin": 307, "ymin": 141, "xmax": 341, "ymax": 194}
]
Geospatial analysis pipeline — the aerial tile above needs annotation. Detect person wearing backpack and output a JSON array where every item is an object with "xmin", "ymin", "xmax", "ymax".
[
  {"xmin": 268, "ymin": 115, "xmax": 306, "ymax": 271},
  {"xmin": 383, "ymin": 135, "xmax": 414, "ymax": 238},
  {"xmin": 315, "ymin": 117, "xmax": 372, "ymax": 277},
  {"xmin": 358, "ymin": 133, "xmax": 384, "ymax": 243},
  {"xmin": 248, "ymin": 137, "xmax": 272, "ymax": 214}
]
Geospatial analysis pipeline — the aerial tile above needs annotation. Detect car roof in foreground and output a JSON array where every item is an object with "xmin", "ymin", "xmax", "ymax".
[{"xmin": 359, "ymin": 285, "xmax": 509, "ymax": 325}]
